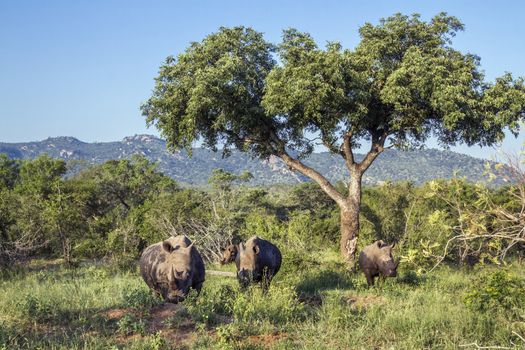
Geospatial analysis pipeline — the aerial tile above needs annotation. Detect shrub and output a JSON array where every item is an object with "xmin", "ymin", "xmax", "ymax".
[
  {"xmin": 185, "ymin": 284, "xmax": 236, "ymax": 325},
  {"xmin": 232, "ymin": 285, "xmax": 307, "ymax": 325},
  {"xmin": 121, "ymin": 286, "xmax": 160, "ymax": 309},
  {"xmin": 117, "ymin": 314, "xmax": 146, "ymax": 335},
  {"xmin": 397, "ymin": 270, "xmax": 424, "ymax": 286},
  {"xmin": 15, "ymin": 295, "xmax": 55, "ymax": 322},
  {"xmin": 464, "ymin": 269, "xmax": 525, "ymax": 318},
  {"xmin": 116, "ymin": 332, "xmax": 169, "ymax": 350}
]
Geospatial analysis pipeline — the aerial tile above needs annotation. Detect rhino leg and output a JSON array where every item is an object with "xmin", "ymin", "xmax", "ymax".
[
  {"xmin": 261, "ymin": 269, "xmax": 274, "ymax": 294},
  {"xmin": 193, "ymin": 281, "xmax": 203, "ymax": 296},
  {"xmin": 378, "ymin": 274, "xmax": 386, "ymax": 285},
  {"xmin": 364, "ymin": 270, "xmax": 375, "ymax": 287},
  {"xmin": 261, "ymin": 276, "xmax": 271, "ymax": 294},
  {"xmin": 153, "ymin": 289, "xmax": 163, "ymax": 299}
]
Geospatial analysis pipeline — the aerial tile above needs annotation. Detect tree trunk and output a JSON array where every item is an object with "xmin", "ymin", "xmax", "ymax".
[
  {"xmin": 59, "ymin": 230, "xmax": 71, "ymax": 265},
  {"xmin": 340, "ymin": 172, "xmax": 362, "ymax": 267},
  {"xmin": 278, "ymin": 149, "xmax": 373, "ymax": 267}
]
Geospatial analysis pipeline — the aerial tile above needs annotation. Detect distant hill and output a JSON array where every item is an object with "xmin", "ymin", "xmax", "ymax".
[{"xmin": 0, "ymin": 135, "xmax": 498, "ymax": 186}]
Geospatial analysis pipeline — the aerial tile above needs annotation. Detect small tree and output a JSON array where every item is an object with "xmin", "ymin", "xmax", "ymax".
[
  {"xmin": 0, "ymin": 154, "xmax": 20, "ymax": 190},
  {"xmin": 142, "ymin": 13, "xmax": 525, "ymax": 266},
  {"xmin": 43, "ymin": 181, "xmax": 86, "ymax": 264},
  {"xmin": 426, "ymin": 146, "xmax": 525, "ymax": 269},
  {"xmin": 181, "ymin": 169, "xmax": 254, "ymax": 262}
]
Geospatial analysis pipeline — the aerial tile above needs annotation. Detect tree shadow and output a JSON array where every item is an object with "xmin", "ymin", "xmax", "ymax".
[
  {"xmin": 3, "ymin": 302, "xmax": 198, "ymax": 349},
  {"xmin": 0, "ymin": 307, "xmax": 120, "ymax": 348},
  {"xmin": 296, "ymin": 269, "xmax": 354, "ymax": 299}
]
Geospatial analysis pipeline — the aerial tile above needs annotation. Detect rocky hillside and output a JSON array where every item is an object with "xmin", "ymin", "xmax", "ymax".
[{"xmin": 0, "ymin": 135, "xmax": 497, "ymax": 186}]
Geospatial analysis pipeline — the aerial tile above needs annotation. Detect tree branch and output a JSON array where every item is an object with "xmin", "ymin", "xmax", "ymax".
[
  {"xmin": 358, "ymin": 132, "xmax": 388, "ymax": 173},
  {"xmin": 342, "ymin": 132, "xmax": 355, "ymax": 171},
  {"xmin": 316, "ymin": 127, "xmax": 343, "ymax": 156},
  {"xmin": 278, "ymin": 151, "xmax": 346, "ymax": 207}
]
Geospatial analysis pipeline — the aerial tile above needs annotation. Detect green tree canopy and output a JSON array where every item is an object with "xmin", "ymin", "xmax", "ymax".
[
  {"xmin": 16, "ymin": 155, "xmax": 66, "ymax": 199},
  {"xmin": 0, "ymin": 154, "xmax": 20, "ymax": 190}
]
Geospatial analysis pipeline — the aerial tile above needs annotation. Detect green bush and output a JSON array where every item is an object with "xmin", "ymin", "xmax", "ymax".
[
  {"xmin": 397, "ymin": 270, "xmax": 424, "ymax": 286},
  {"xmin": 15, "ymin": 295, "xmax": 55, "ymax": 322},
  {"xmin": 121, "ymin": 286, "xmax": 160, "ymax": 309},
  {"xmin": 185, "ymin": 284, "xmax": 236, "ymax": 325},
  {"xmin": 464, "ymin": 269, "xmax": 525, "ymax": 318},
  {"xmin": 73, "ymin": 237, "xmax": 107, "ymax": 259},
  {"xmin": 129, "ymin": 332, "xmax": 168, "ymax": 350},
  {"xmin": 232, "ymin": 285, "xmax": 307, "ymax": 325},
  {"xmin": 117, "ymin": 314, "xmax": 146, "ymax": 335}
]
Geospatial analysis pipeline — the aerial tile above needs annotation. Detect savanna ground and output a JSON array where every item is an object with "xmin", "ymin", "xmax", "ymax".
[{"xmin": 1, "ymin": 253, "xmax": 524, "ymax": 350}]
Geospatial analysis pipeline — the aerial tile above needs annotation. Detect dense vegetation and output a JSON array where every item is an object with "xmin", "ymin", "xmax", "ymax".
[
  {"xmin": 1, "ymin": 153, "xmax": 523, "ymax": 268},
  {"xmin": 1, "ymin": 152, "xmax": 524, "ymax": 348}
]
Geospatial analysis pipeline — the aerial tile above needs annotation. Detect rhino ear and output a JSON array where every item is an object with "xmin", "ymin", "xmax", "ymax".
[
  {"xmin": 162, "ymin": 240, "xmax": 179, "ymax": 253},
  {"xmin": 162, "ymin": 240, "xmax": 173, "ymax": 253},
  {"xmin": 390, "ymin": 242, "xmax": 396, "ymax": 250},
  {"xmin": 376, "ymin": 240, "xmax": 385, "ymax": 248},
  {"xmin": 253, "ymin": 245, "xmax": 260, "ymax": 255}
]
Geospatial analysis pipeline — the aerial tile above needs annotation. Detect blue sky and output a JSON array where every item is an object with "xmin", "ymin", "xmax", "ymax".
[{"xmin": 1, "ymin": 0, "xmax": 523, "ymax": 159}]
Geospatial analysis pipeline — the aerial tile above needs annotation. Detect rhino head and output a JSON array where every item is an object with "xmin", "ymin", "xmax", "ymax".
[
  {"xmin": 376, "ymin": 241, "xmax": 400, "ymax": 277},
  {"xmin": 237, "ymin": 242, "xmax": 261, "ymax": 287},
  {"xmin": 220, "ymin": 244, "xmax": 238, "ymax": 265},
  {"xmin": 161, "ymin": 240, "xmax": 195, "ymax": 303}
]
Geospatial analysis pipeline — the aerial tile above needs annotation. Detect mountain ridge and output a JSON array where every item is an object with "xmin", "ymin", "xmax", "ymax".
[{"xmin": 0, "ymin": 135, "xmax": 498, "ymax": 186}]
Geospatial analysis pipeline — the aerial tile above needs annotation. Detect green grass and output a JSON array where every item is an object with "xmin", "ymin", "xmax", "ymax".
[{"xmin": 1, "ymin": 258, "xmax": 524, "ymax": 349}]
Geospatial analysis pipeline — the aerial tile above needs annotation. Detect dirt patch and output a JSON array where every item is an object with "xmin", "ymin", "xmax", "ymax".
[
  {"xmin": 149, "ymin": 303, "xmax": 182, "ymax": 321},
  {"xmin": 247, "ymin": 331, "xmax": 288, "ymax": 348},
  {"xmin": 114, "ymin": 333, "xmax": 142, "ymax": 345},
  {"xmin": 106, "ymin": 303, "xmax": 197, "ymax": 348},
  {"xmin": 158, "ymin": 327, "xmax": 195, "ymax": 349},
  {"xmin": 102, "ymin": 308, "xmax": 134, "ymax": 320},
  {"xmin": 149, "ymin": 303, "xmax": 196, "ymax": 346},
  {"xmin": 147, "ymin": 303, "xmax": 192, "ymax": 332},
  {"xmin": 346, "ymin": 294, "xmax": 386, "ymax": 309}
]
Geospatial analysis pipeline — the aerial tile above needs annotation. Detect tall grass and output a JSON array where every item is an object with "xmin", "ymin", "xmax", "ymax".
[{"xmin": 1, "ymin": 259, "xmax": 524, "ymax": 349}]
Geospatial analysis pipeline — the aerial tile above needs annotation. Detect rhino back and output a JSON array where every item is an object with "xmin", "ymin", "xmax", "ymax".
[
  {"xmin": 140, "ymin": 243, "xmax": 168, "ymax": 290},
  {"xmin": 190, "ymin": 246, "xmax": 206, "ymax": 286},
  {"xmin": 251, "ymin": 237, "xmax": 282, "ymax": 273},
  {"xmin": 358, "ymin": 244, "xmax": 380, "ymax": 273}
]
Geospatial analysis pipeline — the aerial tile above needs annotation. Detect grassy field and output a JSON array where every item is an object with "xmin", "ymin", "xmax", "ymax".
[{"xmin": 1, "ymin": 254, "xmax": 524, "ymax": 349}]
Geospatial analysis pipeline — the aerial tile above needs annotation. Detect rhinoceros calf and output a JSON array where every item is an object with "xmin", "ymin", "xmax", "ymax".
[
  {"xmin": 221, "ymin": 236, "xmax": 282, "ymax": 291},
  {"xmin": 140, "ymin": 235, "xmax": 205, "ymax": 303},
  {"xmin": 358, "ymin": 240, "xmax": 399, "ymax": 286}
]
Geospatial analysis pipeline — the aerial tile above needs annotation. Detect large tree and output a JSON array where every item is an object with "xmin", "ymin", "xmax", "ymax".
[{"xmin": 141, "ymin": 13, "xmax": 525, "ymax": 266}]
